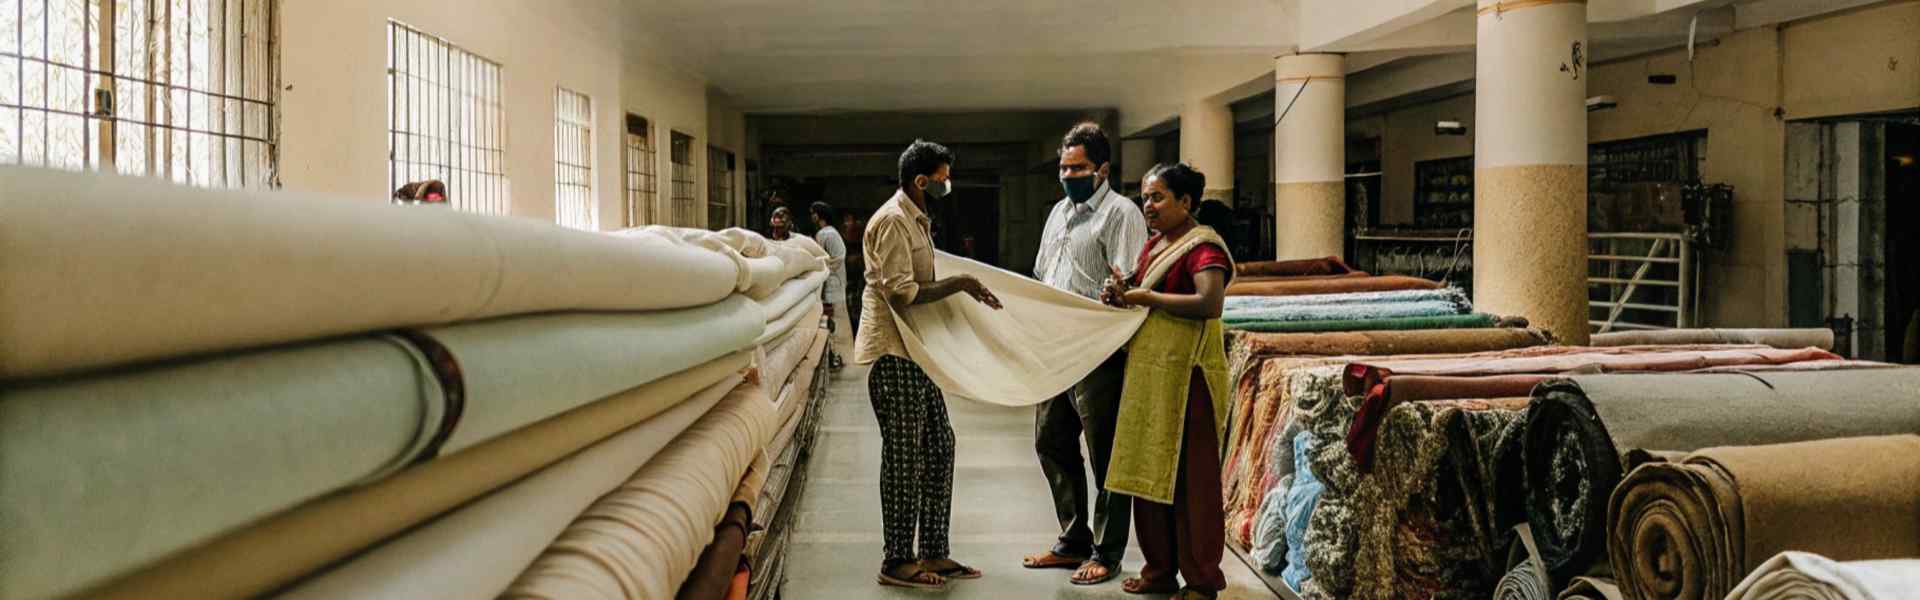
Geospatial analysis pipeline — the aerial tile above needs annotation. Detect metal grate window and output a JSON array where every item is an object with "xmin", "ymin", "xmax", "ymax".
[
  {"xmin": 622, "ymin": 113, "xmax": 654, "ymax": 226},
  {"xmin": 388, "ymin": 20, "xmax": 506, "ymax": 215},
  {"xmin": 668, "ymin": 129, "xmax": 695, "ymax": 227},
  {"xmin": 707, "ymin": 147, "xmax": 732, "ymax": 230},
  {"xmin": 2, "ymin": 0, "xmax": 277, "ymax": 186},
  {"xmin": 553, "ymin": 86, "xmax": 592, "ymax": 230}
]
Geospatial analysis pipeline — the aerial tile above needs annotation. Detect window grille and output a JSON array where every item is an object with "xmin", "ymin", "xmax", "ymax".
[
  {"xmin": 707, "ymin": 146, "xmax": 733, "ymax": 230},
  {"xmin": 668, "ymin": 130, "xmax": 695, "ymax": 227},
  {"xmin": 553, "ymin": 86, "xmax": 591, "ymax": 230},
  {"xmin": 388, "ymin": 20, "xmax": 506, "ymax": 215},
  {"xmin": 1, "ymin": 0, "xmax": 277, "ymax": 186},
  {"xmin": 622, "ymin": 112, "xmax": 654, "ymax": 226}
]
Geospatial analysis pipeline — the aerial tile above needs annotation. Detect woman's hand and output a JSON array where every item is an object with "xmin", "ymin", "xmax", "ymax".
[
  {"xmin": 1121, "ymin": 288, "xmax": 1155, "ymax": 308},
  {"xmin": 1102, "ymin": 266, "xmax": 1133, "ymax": 308}
]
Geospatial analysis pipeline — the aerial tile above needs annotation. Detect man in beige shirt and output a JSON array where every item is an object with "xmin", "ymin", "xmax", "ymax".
[{"xmin": 853, "ymin": 139, "xmax": 1001, "ymax": 589}]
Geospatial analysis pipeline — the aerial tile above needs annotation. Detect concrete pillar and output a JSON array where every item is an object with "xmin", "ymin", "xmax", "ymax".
[
  {"xmin": 1272, "ymin": 53, "xmax": 1346, "ymax": 260},
  {"xmin": 1473, "ymin": 0, "xmax": 1590, "ymax": 344},
  {"xmin": 1179, "ymin": 100, "xmax": 1234, "ymax": 203}
]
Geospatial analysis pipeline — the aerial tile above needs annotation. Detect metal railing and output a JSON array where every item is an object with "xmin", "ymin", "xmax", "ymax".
[{"xmin": 1588, "ymin": 232, "xmax": 1691, "ymax": 333}]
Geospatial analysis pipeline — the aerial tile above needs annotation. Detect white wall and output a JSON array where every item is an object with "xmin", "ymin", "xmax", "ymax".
[{"xmin": 277, "ymin": 0, "xmax": 711, "ymax": 231}]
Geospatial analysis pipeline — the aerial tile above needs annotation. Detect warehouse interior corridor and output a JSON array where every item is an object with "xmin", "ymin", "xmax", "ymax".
[{"xmin": 5, "ymin": 1, "xmax": 1920, "ymax": 600}]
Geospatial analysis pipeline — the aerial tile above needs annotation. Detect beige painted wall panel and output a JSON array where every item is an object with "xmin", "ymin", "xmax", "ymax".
[
  {"xmin": 1474, "ymin": 3, "xmax": 1588, "ymax": 168},
  {"xmin": 278, "ymin": 1, "xmax": 709, "ymax": 231},
  {"xmin": 1274, "ymin": 181, "xmax": 1346, "ymax": 260},
  {"xmin": 1378, "ymin": 94, "xmax": 1476, "ymax": 225},
  {"xmin": 1474, "ymin": 164, "xmax": 1590, "ymax": 344},
  {"xmin": 1782, "ymin": 2, "xmax": 1920, "ymax": 120}
]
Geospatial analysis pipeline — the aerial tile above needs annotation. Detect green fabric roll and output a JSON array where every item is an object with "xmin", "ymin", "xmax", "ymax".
[
  {"xmin": 428, "ymin": 296, "xmax": 765, "ymax": 453},
  {"xmin": 1226, "ymin": 313, "xmax": 1498, "ymax": 333},
  {"xmin": 0, "ymin": 336, "xmax": 440, "ymax": 600}
]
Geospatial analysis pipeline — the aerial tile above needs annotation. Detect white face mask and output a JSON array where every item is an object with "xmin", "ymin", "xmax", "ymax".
[{"xmin": 921, "ymin": 177, "xmax": 952, "ymax": 199}]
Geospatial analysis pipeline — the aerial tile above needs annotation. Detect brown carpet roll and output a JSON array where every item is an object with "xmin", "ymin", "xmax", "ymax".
[
  {"xmin": 1589, "ymin": 328, "xmax": 1835, "ymax": 351},
  {"xmin": 76, "ymin": 352, "xmax": 751, "ymax": 600},
  {"xmin": 1608, "ymin": 435, "xmax": 1920, "ymax": 600},
  {"xmin": 1229, "ymin": 328, "xmax": 1550, "ymax": 359},
  {"xmin": 1225, "ymin": 274, "xmax": 1441, "ymax": 297},
  {"xmin": 1235, "ymin": 256, "xmax": 1357, "ymax": 278}
]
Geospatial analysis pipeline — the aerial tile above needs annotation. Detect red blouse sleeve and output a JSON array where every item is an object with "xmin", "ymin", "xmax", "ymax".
[{"xmin": 1185, "ymin": 244, "xmax": 1233, "ymax": 286}]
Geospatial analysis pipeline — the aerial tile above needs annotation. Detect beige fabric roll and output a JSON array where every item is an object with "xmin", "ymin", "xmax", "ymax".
[
  {"xmin": 757, "ymin": 326, "xmax": 822, "ymax": 402},
  {"xmin": 77, "ymin": 352, "xmax": 751, "ymax": 600},
  {"xmin": 734, "ymin": 451, "xmax": 772, "ymax": 510},
  {"xmin": 759, "ymin": 299, "xmax": 824, "ymax": 348},
  {"xmin": 893, "ymin": 252, "xmax": 1148, "ymax": 406},
  {"xmin": 756, "ymin": 270, "xmax": 828, "ymax": 325},
  {"xmin": 1589, "ymin": 328, "xmax": 1836, "ymax": 351},
  {"xmin": 773, "ymin": 336, "xmax": 829, "ymax": 428},
  {"xmin": 504, "ymin": 380, "xmax": 781, "ymax": 600},
  {"xmin": 0, "ymin": 337, "xmax": 438, "ymax": 600},
  {"xmin": 276, "ymin": 375, "xmax": 741, "ymax": 600},
  {"xmin": 1608, "ymin": 435, "xmax": 1920, "ymax": 600},
  {"xmin": 0, "ymin": 167, "xmax": 740, "ymax": 380}
]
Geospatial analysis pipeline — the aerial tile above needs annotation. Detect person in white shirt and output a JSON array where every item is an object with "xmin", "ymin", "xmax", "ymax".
[
  {"xmin": 1022, "ymin": 122, "xmax": 1150, "ymax": 586},
  {"xmin": 811, "ymin": 201, "xmax": 851, "ymax": 368}
]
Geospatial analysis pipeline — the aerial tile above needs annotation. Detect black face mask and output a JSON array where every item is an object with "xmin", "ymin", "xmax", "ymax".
[{"xmin": 1062, "ymin": 175, "xmax": 1098, "ymax": 203}]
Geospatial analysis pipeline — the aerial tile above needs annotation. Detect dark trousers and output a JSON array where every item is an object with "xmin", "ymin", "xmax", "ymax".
[
  {"xmin": 1035, "ymin": 352, "xmax": 1130, "ymax": 566},
  {"xmin": 1133, "ymin": 369, "xmax": 1227, "ymax": 593},
  {"xmin": 867, "ymin": 355, "xmax": 956, "ymax": 565}
]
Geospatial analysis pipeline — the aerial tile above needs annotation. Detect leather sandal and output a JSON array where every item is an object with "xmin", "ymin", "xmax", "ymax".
[
  {"xmin": 1071, "ymin": 561, "xmax": 1120, "ymax": 585},
  {"xmin": 877, "ymin": 562, "xmax": 947, "ymax": 590},
  {"xmin": 1022, "ymin": 550, "xmax": 1087, "ymax": 570}
]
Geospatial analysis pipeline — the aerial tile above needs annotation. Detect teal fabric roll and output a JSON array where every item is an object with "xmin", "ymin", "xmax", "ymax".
[
  {"xmin": 429, "ymin": 296, "xmax": 765, "ymax": 453},
  {"xmin": 1226, "ymin": 313, "xmax": 1498, "ymax": 333},
  {"xmin": 0, "ymin": 336, "xmax": 441, "ymax": 600}
]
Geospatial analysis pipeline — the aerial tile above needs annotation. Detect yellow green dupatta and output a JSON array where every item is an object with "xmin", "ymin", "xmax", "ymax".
[{"xmin": 1104, "ymin": 226, "xmax": 1234, "ymax": 504}]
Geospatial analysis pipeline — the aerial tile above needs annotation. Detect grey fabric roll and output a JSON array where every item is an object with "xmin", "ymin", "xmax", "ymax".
[
  {"xmin": 0, "ymin": 336, "xmax": 440, "ymax": 600},
  {"xmin": 1588, "ymin": 328, "xmax": 1834, "ymax": 351},
  {"xmin": 277, "ymin": 375, "xmax": 741, "ymax": 600},
  {"xmin": 0, "ymin": 167, "xmax": 742, "ymax": 380},
  {"xmin": 1521, "ymin": 369, "xmax": 1920, "ymax": 586},
  {"xmin": 429, "ymin": 296, "xmax": 764, "ymax": 453}
]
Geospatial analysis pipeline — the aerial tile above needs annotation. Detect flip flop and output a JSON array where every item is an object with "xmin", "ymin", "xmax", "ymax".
[
  {"xmin": 1070, "ymin": 561, "xmax": 1120, "ymax": 586},
  {"xmin": 877, "ymin": 563, "xmax": 947, "ymax": 590},
  {"xmin": 924, "ymin": 559, "xmax": 983, "ymax": 580},
  {"xmin": 1022, "ymin": 551, "xmax": 1087, "ymax": 570}
]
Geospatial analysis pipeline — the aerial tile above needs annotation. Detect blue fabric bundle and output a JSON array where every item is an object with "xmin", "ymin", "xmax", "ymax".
[
  {"xmin": 1252, "ymin": 474, "xmax": 1294, "ymax": 574},
  {"xmin": 1282, "ymin": 432, "xmax": 1325, "ymax": 590}
]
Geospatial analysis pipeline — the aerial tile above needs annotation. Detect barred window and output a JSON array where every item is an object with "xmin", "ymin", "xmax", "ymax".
[
  {"xmin": 622, "ymin": 113, "xmax": 654, "ymax": 226},
  {"xmin": 553, "ymin": 86, "xmax": 592, "ymax": 230},
  {"xmin": 388, "ymin": 20, "xmax": 506, "ymax": 215},
  {"xmin": 1, "ymin": 0, "xmax": 277, "ymax": 186},
  {"xmin": 707, "ymin": 147, "xmax": 733, "ymax": 230},
  {"xmin": 668, "ymin": 130, "xmax": 695, "ymax": 227}
]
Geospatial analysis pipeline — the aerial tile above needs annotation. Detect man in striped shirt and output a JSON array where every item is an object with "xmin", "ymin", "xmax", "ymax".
[{"xmin": 1023, "ymin": 122, "xmax": 1150, "ymax": 586}]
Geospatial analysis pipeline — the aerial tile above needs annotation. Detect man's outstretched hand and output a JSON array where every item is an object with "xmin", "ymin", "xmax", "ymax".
[{"xmin": 954, "ymin": 274, "xmax": 1004, "ymax": 310}]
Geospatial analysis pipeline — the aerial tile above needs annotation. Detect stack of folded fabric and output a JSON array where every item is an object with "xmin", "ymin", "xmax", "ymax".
[
  {"xmin": 1726, "ymin": 551, "xmax": 1920, "ymax": 600},
  {"xmin": 0, "ymin": 168, "xmax": 826, "ymax": 600}
]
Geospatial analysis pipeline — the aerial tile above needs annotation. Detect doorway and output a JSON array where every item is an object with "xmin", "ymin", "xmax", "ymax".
[{"xmin": 1886, "ymin": 123, "xmax": 1919, "ymax": 363}]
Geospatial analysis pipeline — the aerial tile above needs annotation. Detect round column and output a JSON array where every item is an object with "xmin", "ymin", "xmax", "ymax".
[
  {"xmin": 1272, "ymin": 53, "xmax": 1346, "ymax": 260},
  {"xmin": 1179, "ymin": 99, "xmax": 1235, "ymax": 203},
  {"xmin": 1474, "ymin": 0, "xmax": 1590, "ymax": 344}
]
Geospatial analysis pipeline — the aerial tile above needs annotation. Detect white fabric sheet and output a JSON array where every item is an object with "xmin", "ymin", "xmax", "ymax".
[
  {"xmin": 889, "ymin": 252, "xmax": 1148, "ymax": 406},
  {"xmin": 1727, "ymin": 551, "xmax": 1920, "ymax": 600}
]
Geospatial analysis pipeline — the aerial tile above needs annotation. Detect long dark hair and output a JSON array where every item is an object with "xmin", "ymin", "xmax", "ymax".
[{"xmin": 1144, "ymin": 162, "xmax": 1205, "ymax": 207}]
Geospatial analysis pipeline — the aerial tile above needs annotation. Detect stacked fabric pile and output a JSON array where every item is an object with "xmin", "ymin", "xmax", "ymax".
[
  {"xmin": 1223, "ymin": 259, "xmax": 1505, "ymax": 333},
  {"xmin": 1224, "ymin": 316, "xmax": 1920, "ymax": 600},
  {"xmin": 0, "ymin": 167, "xmax": 826, "ymax": 600},
  {"xmin": 1219, "ymin": 328, "xmax": 1555, "ymax": 570}
]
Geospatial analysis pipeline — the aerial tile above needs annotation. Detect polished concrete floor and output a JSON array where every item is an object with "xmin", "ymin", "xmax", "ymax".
[{"xmin": 783, "ymin": 364, "xmax": 1276, "ymax": 599}]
